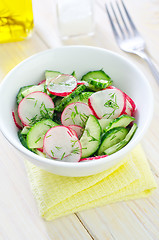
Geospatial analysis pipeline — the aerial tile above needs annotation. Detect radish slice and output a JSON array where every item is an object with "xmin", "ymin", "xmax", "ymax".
[
  {"xmin": 43, "ymin": 126, "xmax": 82, "ymax": 162},
  {"xmin": 107, "ymin": 86, "xmax": 136, "ymax": 116},
  {"xmin": 38, "ymin": 79, "xmax": 46, "ymax": 85},
  {"xmin": 79, "ymin": 155, "xmax": 108, "ymax": 162},
  {"xmin": 124, "ymin": 93, "xmax": 136, "ymax": 115},
  {"xmin": 18, "ymin": 91, "xmax": 54, "ymax": 126},
  {"xmin": 61, "ymin": 102, "xmax": 94, "ymax": 127},
  {"xmin": 12, "ymin": 109, "xmax": 23, "ymax": 129},
  {"xmin": 107, "ymin": 85, "xmax": 136, "ymax": 116},
  {"xmin": 67, "ymin": 125, "xmax": 84, "ymax": 138},
  {"xmin": 47, "ymin": 74, "xmax": 77, "ymax": 97},
  {"xmin": 88, "ymin": 89, "xmax": 126, "ymax": 119}
]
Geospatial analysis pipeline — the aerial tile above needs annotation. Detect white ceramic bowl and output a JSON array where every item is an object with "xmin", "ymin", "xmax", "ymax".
[{"xmin": 0, "ymin": 46, "xmax": 153, "ymax": 177}]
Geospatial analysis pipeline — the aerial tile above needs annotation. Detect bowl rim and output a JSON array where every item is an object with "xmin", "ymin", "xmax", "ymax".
[{"xmin": 0, "ymin": 45, "xmax": 154, "ymax": 170}]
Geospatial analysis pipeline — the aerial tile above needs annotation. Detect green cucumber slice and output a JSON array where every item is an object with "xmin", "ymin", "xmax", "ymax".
[
  {"xmin": 103, "ymin": 123, "xmax": 138, "ymax": 155},
  {"xmin": 104, "ymin": 114, "xmax": 135, "ymax": 132},
  {"xmin": 18, "ymin": 131, "xmax": 33, "ymax": 151},
  {"xmin": 21, "ymin": 84, "xmax": 45, "ymax": 97},
  {"xmin": 98, "ymin": 118, "xmax": 112, "ymax": 132},
  {"xmin": 21, "ymin": 126, "xmax": 31, "ymax": 135},
  {"xmin": 55, "ymin": 85, "xmax": 86, "ymax": 112},
  {"xmin": 87, "ymin": 78, "xmax": 112, "ymax": 91},
  {"xmin": 81, "ymin": 70, "xmax": 112, "ymax": 91},
  {"xmin": 45, "ymin": 70, "xmax": 62, "ymax": 85},
  {"xmin": 98, "ymin": 127, "xmax": 129, "ymax": 155},
  {"xmin": 33, "ymin": 149, "xmax": 47, "ymax": 158},
  {"xmin": 54, "ymin": 92, "xmax": 92, "ymax": 110},
  {"xmin": 16, "ymin": 85, "xmax": 33, "ymax": 104},
  {"xmin": 66, "ymin": 92, "xmax": 93, "ymax": 106},
  {"xmin": 81, "ymin": 69, "xmax": 111, "ymax": 82},
  {"xmin": 80, "ymin": 115, "xmax": 102, "ymax": 158},
  {"xmin": 27, "ymin": 119, "xmax": 58, "ymax": 148}
]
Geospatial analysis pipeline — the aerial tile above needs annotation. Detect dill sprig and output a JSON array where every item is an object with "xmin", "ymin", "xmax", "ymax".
[
  {"xmin": 71, "ymin": 147, "xmax": 80, "ymax": 155},
  {"xmin": 55, "ymin": 146, "xmax": 62, "ymax": 150},
  {"xmin": 35, "ymin": 137, "xmax": 41, "ymax": 143},
  {"xmin": 103, "ymin": 93, "xmax": 119, "ymax": 118},
  {"xmin": 26, "ymin": 114, "xmax": 38, "ymax": 126},
  {"xmin": 61, "ymin": 152, "xmax": 65, "ymax": 160},
  {"xmin": 40, "ymin": 102, "xmax": 53, "ymax": 119}
]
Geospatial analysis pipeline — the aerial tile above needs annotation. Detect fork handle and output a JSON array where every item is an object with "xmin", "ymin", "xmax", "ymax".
[{"xmin": 135, "ymin": 50, "xmax": 159, "ymax": 86}]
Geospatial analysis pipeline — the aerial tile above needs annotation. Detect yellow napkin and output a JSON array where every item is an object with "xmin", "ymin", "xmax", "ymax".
[{"xmin": 25, "ymin": 145, "xmax": 157, "ymax": 221}]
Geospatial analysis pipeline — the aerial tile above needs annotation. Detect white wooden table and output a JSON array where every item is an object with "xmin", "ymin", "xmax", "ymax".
[{"xmin": 0, "ymin": 0, "xmax": 159, "ymax": 239}]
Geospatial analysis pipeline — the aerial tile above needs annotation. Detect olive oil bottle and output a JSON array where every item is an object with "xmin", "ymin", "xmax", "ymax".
[{"xmin": 0, "ymin": 0, "xmax": 34, "ymax": 43}]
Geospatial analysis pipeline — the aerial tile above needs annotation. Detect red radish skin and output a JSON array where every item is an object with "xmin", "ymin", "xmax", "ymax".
[
  {"xmin": 79, "ymin": 155, "xmax": 108, "ymax": 162},
  {"xmin": 88, "ymin": 98, "xmax": 100, "ymax": 119},
  {"xmin": 38, "ymin": 79, "xmax": 46, "ymax": 85},
  {"xmin": 77, "ymin": 81, "xmax": 85, "ymax": 85},
  {"xmin": 124, "ymin": 93, "xmax": 136, "ymax": 115},
  {"xmin": 18, "ymin": 91, "xmax": 54, "ymax": 126},
  {"xmin": 88, "ymin": 89, "xmax": 126, "ymax": 119},
  {"xmin": 12, "ymin": 111, "xmax": 23, "ymax": 129},
  {"xmin": 37, "ymin": 148, "xmax": 43, "ymax": 153},
  {"xmin": 67, "ymin": 127, "xmax": 78, "ymax": 138},
  {"xmin": 106, "ymin": 85, "xmax": 115, "ymax": 89},
  {"xmin": 67, "ymin": 125, "xmax": 83, "ymax": 139},
  {"xmin": 43, "ymin": 126, "xmax": 82, "ymax": 162},
  {"xmin": 66, "ymin": 127, "xmax": 77, "ymax": 138},
  {"xmin": 119, "ymin": 90, "xmax": 127, "ymax": 116},
  {"xmin": 61, "ymin": 102, "xmax": 94, "ymax": 127},
  {"xmin": 47, "ymin": 74, "xmax": 77, "ymax": 97},
  {"xmin": 124, "ymin": 99, "xmax": 133, "ymax": 116}
]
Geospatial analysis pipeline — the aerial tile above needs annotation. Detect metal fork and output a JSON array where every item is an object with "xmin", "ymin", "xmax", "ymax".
[{"xmin": 106, "ymin": 0, "xmax": 159, "ymax": 85}]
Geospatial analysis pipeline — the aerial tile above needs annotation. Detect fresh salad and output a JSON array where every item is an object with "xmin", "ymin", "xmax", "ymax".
[{"xmin": 13, "ymin": 69, "xmax": 137, "ymax": 162}]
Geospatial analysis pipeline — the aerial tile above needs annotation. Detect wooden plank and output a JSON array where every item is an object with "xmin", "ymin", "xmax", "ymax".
[
  {"xmin": 77, "ymin": 201, "xmax": 157, "ymax": 240},
  {"xmin": 0, "ymin": 33, "xmax": 48, "ymax": 80},
  {"xmin": 0, "ymin": 34, "xmax": 93, "ymax": 239},
  {"xmin": 0, "ymin": 131, "xmax": 93, "ymax": 240}
]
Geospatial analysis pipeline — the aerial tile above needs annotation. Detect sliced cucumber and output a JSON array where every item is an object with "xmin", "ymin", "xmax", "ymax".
[
  {"xmin": 45, "ymin": 70, "xmax": 62, "ymax": 85},
  {"xmin": 33, "ymin": 149, "xmax": 47, "ymax": 158},
  {"xmin": 98, "ymin": 127, "xmax": 128, "ymax": 155},
  {"xmin": 104, "ymin": 114, "xmax": 135, "ymax": 132},
  {"xmin": 16, "ymin": 85, "xmax": 33, "ymax": 104},
  {"xmin": 65, "ymin": 92, "xmax": 93, "ymax": 106},
  {"xmin": 98, "ymin": 118, "xmax": 112, "ymax": 132},
  {"xmin": 87, "ymin": 78, "xmax": 112, "ymax": 91},
  {"xmin": 55, "ymin": 84, "xmax": 86, "ymax": 112},
  {"xmin": 54, "ymin": 92, "xmax": 93, "ymax": 109},
  {"xmin": 27, "ymin": 119, "xmax": 58, "ymax": 148},
  {"xmin": 18, "ymin": 131, "xmax": 33, "ymax": 151},
  {"xmin": 21, "ymin": 126, "xmax": 31, "ymax": 135},
  {"xmin": 80, "ymin": 115, "xmax": 102, "ymax": 158},
  {"xmin": 21, "ymin": 84, "xmax": 45, "ymax": 98},
  {"xmin": 103, "ymin": 123, "xmax": 138, "ymax": 155},
  {"xmin": 81, "ymin": 69, "xmax": 111, "ymax": 82}
]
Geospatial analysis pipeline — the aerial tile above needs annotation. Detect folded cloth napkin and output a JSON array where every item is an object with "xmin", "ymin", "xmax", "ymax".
[{"xmin": 25, "ymin": 144, "xmax": 157, "ymax": 221}]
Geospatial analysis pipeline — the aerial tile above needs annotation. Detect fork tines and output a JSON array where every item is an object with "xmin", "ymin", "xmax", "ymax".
[{"xmin": 106, "ymin": 0, "xmax": 139, "ymax": 40}]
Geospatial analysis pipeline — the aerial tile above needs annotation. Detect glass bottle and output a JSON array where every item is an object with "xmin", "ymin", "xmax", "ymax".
[
  {"xmin": 0, "ymin": 0, "xmax": 34, "ymax": 43},
  {"xmin": 57, "ymin": 0, "xmax": 94, "ymax": 39}
]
